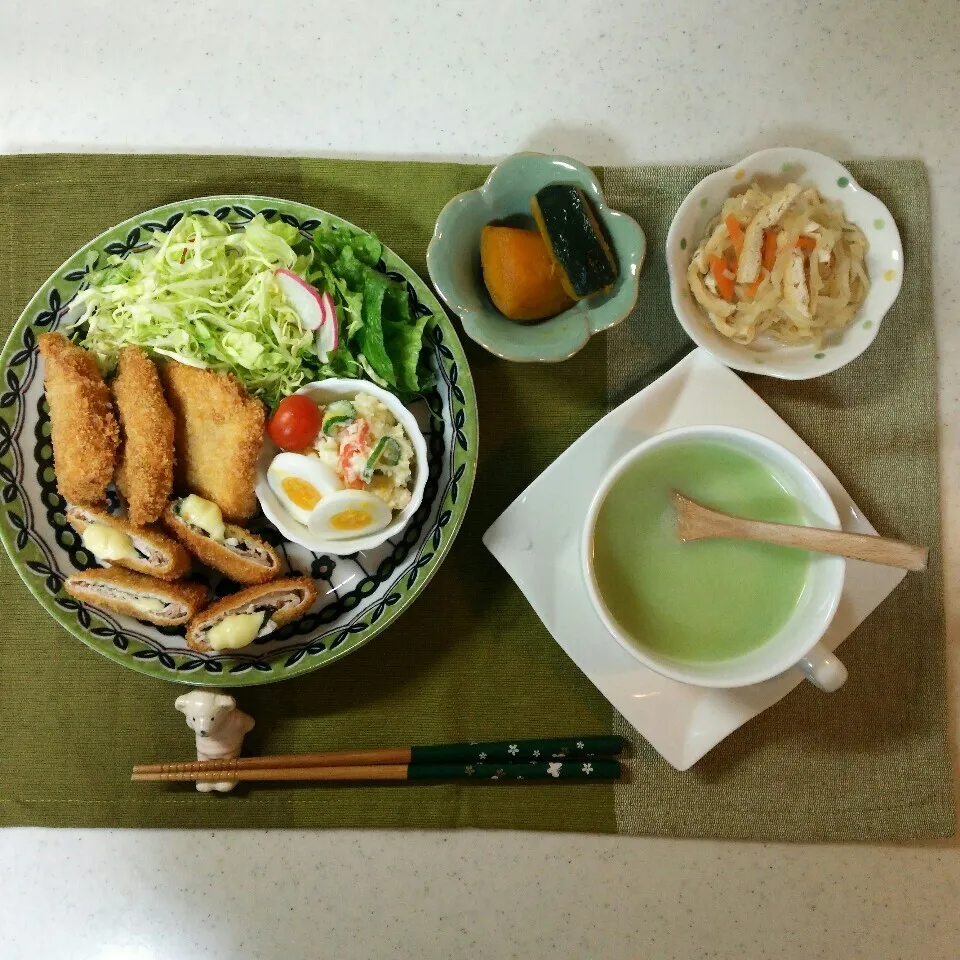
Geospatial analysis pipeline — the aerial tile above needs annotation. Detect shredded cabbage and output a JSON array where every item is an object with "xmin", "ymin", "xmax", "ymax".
[
  {"xmin": 73, "ymin": 214, "xmax": 318, "ymax": 406},
  {"xmin": 72, "ymin": 211, "xmax": 435, "ymax": 407}
]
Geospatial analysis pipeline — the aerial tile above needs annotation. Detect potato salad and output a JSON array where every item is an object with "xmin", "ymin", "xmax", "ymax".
[{"xmin": 265, "ymin": 389, "xmax": 416, "ymax": 541}]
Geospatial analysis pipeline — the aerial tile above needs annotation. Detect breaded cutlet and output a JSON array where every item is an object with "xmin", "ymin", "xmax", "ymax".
[
  {"xmin": 37, "ymin": 332, "xmax": 118, "ymax": 505},
  {"xmin": 64, "ymin": 567, "xmax": 208, "ymax": 627},
  {"xmin": 159, "ymin": 362, "xmax": 266, "ymax": 522},
  {"xmin": 186, "ymin": 576, "xmax": 317, "ymax": 651},
  {"xmin": 162, "ymin": 500, "xmax": 281, "ymax": 585},
  {"xmin": 112, "ymin": 346, "xmax": 175, "ymax": 525},
  {"xmin": 66, "ymin": 504, "xmax": 191, "ymax": 581}
]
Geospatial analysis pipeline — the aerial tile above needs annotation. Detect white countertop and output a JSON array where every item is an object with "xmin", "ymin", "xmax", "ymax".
[{"xmin": 2, "ymin": 1, "xmax": 959, "ymax": 957}]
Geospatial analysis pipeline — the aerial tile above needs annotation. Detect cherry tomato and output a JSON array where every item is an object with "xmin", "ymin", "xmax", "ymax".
[{"xmin": 267, "ymin": 395, "xmax": 322, "ymax": 451}]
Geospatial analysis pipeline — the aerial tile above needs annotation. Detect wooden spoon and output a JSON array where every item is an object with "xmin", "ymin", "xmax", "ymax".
[{"xmin": 672, "ymin": 492, "xmax": 928, "ymax": 571}]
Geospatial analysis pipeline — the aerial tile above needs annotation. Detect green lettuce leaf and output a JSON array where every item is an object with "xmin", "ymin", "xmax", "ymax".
[
  {"xmin": 312, "ymin": 225, "xmax": 382, "ymax": 269},
  {"xmin": 384, "ymin": 314, "xmax": 431, "ymax": 394},
  {"xmin": 306, "ymin": 228, "xmax": 434, "ymax": 397}
]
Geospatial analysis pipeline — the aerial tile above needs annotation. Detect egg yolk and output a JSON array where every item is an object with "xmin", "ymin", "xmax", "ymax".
[
  {"xmin": 329, "ymin": 508, "xmax": 373, "ymax": 531},
  {"xmin": 281, "ymin": 477, "xmax": 322, "ymax": 512}
]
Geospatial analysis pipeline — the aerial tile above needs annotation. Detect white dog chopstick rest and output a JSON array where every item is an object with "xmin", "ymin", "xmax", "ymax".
[{"xmin": 174, "ymin": 689, "xmax": 255, "ymax": 793}]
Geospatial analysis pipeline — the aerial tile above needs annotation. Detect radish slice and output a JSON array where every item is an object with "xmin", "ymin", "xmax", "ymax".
[
  {"xmin": 275, "ymin": 268, "xmax": 326, "ymax": 331},
  {"xmin": 275, "ymin": 269, "xmax": 339, "ymax": 360},
  {"xmin": 315, "ymin": 292, "xmax": 339, "ymax": 361}
]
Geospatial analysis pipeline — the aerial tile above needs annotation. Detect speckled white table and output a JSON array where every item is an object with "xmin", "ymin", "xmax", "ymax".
[{"xmin": 2, "ymin": 2, "xmax": 959, "ymax": 958}]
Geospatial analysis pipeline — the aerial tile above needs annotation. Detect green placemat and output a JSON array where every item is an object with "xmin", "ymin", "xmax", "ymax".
[{"xmin": 0, "ymin": 155, "xmax": 951, "ymax": 840}]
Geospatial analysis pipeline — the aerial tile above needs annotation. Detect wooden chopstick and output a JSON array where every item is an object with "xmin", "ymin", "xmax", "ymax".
[
  {"xmin": 133, "ymin": 735, "xmax": 625, "ymax": 777},
  {"xmin": 134, "ymin": 747, "xmax": 413, "ymax": 776},
  {"xmin": 132, "ymin": 760, "xmax": 622, "ymax": 784}
]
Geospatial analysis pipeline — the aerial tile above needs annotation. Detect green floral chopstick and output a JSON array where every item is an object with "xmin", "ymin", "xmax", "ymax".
[
  {"xmin": 406, "ymin": 760, "xmax": 621, "ymax": 781},
  {"xmin": 409, "ymin": 736, "xmax": 625, "ymax": 765}
]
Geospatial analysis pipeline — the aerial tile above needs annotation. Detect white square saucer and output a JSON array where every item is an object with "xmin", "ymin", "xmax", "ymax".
[{"xmin": 483, "ymin": 349, "xmax": 905, "ymax": 770}]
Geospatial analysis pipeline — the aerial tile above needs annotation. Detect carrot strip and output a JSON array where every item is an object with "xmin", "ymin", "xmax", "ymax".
[
  {"xmin": 709, "ymin": 255, "xmax": 735, "ymax": 301},
  {"xmin": 745, "ymin": 271, "xmax": 765, "ymax": 299},
  {"xmin": 762, "ymin": 231, "xmax": 778, "ymax": 271},
  {"xmin": 725, "ymin": 215, "xmax": 744, "ymax": 257},
  {"xmin": 796, "ymin": 235, "xmax": 817, "ymax": 252}
]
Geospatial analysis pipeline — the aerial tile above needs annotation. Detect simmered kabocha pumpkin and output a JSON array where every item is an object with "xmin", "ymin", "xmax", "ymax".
[
  {"xmin": 480, "ymin": 225, "xmax": 573, "ymax": 322},
  {"xmin": 531, "ymin": 184, "xmax": 618, "ymax": 300}
]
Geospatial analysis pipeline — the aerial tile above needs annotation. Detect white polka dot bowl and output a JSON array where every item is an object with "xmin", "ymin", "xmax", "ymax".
[{"xmin": 666, "ymin": 147, "xmax": 903, "ymax": 380}]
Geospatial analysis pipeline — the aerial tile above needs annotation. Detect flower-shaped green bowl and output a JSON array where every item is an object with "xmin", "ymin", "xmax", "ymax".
[{"xmin": 427, "ymin": 153, "xmax": 646, "ymax": 363}]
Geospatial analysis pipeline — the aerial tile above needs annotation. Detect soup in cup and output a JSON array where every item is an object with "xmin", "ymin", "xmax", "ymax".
[{"xmin": 582, "ymin": 426, "xmax": 846, "ymax": 690}]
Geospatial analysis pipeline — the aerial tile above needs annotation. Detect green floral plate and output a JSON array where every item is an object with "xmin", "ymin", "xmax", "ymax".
[{"xmin": 0, "ymin": 196, "xmax": 478, "ymax": 686}]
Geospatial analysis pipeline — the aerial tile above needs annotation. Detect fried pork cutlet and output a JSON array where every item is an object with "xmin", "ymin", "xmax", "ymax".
[
  {"xmin": 162, "ymin": 498, "xmax": 281, "ymax": 585},
  {"xmin": 186, "ymin": 576, "xmax": 317, "ymax": 652},
  {"xmin": 37, "ymin": 333, "xmax": 118, "ymax": 505},
  {"xmin": 159, "ymin": 363, "xmax": 266, "ymax": 523},
  {"xmin": 66, "ymin": 505, "xmax": 191, "ymax": 581},
  {"xmin": 111, "ymin": 346, "xmax": 175, "ymax": 525},
  {"xmin": 64, "ymin": 567, "xmax": 208, "ymax": 627}
]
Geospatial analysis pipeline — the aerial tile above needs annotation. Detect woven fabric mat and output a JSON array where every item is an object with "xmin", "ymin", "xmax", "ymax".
[{"xmin": 0, "ymin": 155, "xmax": 951, "ymax": 839}]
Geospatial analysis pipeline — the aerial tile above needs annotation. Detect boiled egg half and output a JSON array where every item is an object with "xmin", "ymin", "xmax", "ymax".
[
  {"xmin": 307, "ymin": 489, "xmax": 393, "ymax": 541},
  {"xmin": 266, "ymin": 453, "xmax": 343, "ymax": 526}
]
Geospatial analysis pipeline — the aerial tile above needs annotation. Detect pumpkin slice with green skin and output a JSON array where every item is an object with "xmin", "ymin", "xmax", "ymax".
[{"xmin": 531, "ymin": 184, "xmax": 618, "ymax": 300}]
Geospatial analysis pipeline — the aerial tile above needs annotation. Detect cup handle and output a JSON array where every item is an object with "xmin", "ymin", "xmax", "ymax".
[{"xmin": 794, "ymin": 642, "xmax": 848, "ymax": 692}]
